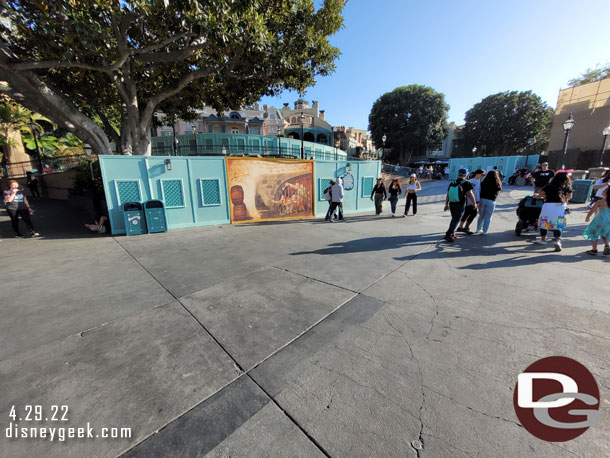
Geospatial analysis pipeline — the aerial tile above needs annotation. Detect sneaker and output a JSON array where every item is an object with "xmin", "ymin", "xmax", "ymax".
[
  {"xmin": 586, "ymin": 249, "xmax": 598, "ymax": 256},
  {"xmin": 456, "ymin": 227, "xmax": 466, "ymax": 233},
  {"xmin": 402, "ymin": 214, "xmax": 406, "ymax": 218},
  {"xmin": 451, "ymin": 235, "xmax": 457, "ymax": 240},
  {"xmin": 464, "ymin": 229, "xmax": 474, "ymax": 235},
  {"xmin": 604, "ymin": 246, "xmax": 610, "ymax": 256},
  {"xmin": 30, "ymin": 232, "xmax": 40, "ymax": 237},
  {"xmin": 14, "ymin": 234, "xmax": 24, "ymax": 238},
  {"xmin": 443, "ymin": 235, "xmax": 455, "ymax": 243},
  {"xmin": 554, "ymin": 240, "xmax": 562, "ymax": 252},
  {"xmin": 392, "ymin": 214, "xmax": 395, "ymax": 217},
  {"xmin": 533, "ymin": 239, "xmax": 547, "ymax": 245}
]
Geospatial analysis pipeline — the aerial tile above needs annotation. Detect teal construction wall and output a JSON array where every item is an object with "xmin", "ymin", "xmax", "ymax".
[
  {"xmin": 448, "ymin": 155, "xmax": 540, "ymax": 181},
  {"xmin": 99, "ymin": 155, "xmax": 381, "ymax": 235}
]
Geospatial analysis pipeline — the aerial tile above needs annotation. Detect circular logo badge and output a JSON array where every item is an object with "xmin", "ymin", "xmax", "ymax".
[
  {"xmin": 343, "ymin": 172, "xmax": 354, "ymax": 191},
  {"xmin": 513, "ymin": 356, "xmax": 600, "ymax": 442}
]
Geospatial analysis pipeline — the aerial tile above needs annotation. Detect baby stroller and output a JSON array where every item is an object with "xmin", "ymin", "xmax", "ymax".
[{"xmin": 515, "ymin": 195, "xmax": 543, "ymax": 235}]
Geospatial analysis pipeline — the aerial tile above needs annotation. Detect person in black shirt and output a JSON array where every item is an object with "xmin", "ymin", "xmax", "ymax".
[
  {"xmin": 443, "ymin": 169, "xmax": 476, "ymax": 242},
  {"xmin": 3, "ymin": 180, "xmax": 39, "ymax": 238},
  {"xmin": 476, "ymin": 170, "xmax": 503, "ymax": 234},
  {"xmin": 534, "ymin": 172, "xmax": 572, "ymax": 252},
  {"xmin": 387, "ymin": 179, "xmax": 402, "ymax": 217},
  {"xmin": 371, "ymin": 178, "xmax": 387, "ymax": 215},
  {"xmin": 532, "ymin": 162, "xmax": 555, "ymax": 193}
]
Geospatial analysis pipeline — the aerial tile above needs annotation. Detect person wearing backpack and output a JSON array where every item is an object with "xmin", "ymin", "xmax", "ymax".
[{"xmin": 443, "ymin": 169, "xmax": 476, "ymax": 243}]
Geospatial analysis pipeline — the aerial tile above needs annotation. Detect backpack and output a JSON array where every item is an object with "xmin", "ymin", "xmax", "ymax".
[
  {"xmin": 323, "ymin": 186, "xmax": 332, "ymax": 201},
  {"xmin": 448, "ymin": 180, "xmax": 464, "ymax": 203}
]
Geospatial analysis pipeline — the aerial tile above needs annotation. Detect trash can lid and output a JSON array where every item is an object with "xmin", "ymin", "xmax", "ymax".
[
  {"xmin": 123, "ymin": 202, "xmax": 143, "ymax": 211},
  {"xmin": 145, "ymin": 200, "xmax": 164, "ymax": 209}
]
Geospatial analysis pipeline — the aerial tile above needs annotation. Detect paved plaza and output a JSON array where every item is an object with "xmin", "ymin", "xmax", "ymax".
[{"xmin": 0, "ymin": 182, "xmax": 608, "ymax": 457}]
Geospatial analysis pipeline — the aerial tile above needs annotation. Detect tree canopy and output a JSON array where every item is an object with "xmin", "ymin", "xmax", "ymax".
[
  {"xmin": 368, "ymin": 85, "xmax": 449, "ymax": 165},
  {"xmin": 0, "ymin": 0, "xmax": 345, "ymax": 155},
  {"xmin": 568, "ymin": 63, "xmax": 610, "ymax": 87},
  {"xmin": 464, "ymin": 91, "xmax": 553, "ymax": 156}
]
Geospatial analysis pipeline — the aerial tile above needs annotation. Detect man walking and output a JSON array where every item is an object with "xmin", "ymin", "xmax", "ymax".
[
  {"xmin": 329, "ymin": 177, "xmax": 344, "ymax": 221},
  {"xmin": 324, "ymin": 179, "xmax": 336, "ymax": 221},
  {"xmin": 457, "ymin": 169, "xmax": 484, "ymax": 235},
  {"xmin": 532, "ymin": 162, "xmax": 554, "ymax": 194},
  {"xmin": 443, "ymin": 169, "xmax": 476, "ymax": 243}
]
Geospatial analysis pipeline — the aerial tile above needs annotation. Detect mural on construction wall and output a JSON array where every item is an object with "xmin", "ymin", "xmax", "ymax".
[{"xmin": 226, "ymin": 157, "xmax": 314, "ymax": 223}]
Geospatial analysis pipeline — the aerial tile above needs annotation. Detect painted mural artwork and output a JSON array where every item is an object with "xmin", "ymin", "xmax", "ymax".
[{"xmin": 226, "ymin": 158, "xmax": 314, "ymax": 222}]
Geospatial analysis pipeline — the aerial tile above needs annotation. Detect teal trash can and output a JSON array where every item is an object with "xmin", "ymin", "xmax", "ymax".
[
  {"xmin": 123, "ymin": 202, "xmax": 147, "ymax": 235},
  {"xmin": 144, "ymin": 200, "xmax": 167, "ymax": 233},
  {"xmin": 570, "ymin": 179, "xmax": 594, "ymax": 204}
]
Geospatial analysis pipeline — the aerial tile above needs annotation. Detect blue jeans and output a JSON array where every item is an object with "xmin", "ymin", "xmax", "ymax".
[
  {"xmin": 476, "ymin": 198, "xmax": 496, "ymax": 233},
  {"xmin": 446, "ymin": 202, "xmax": 465, "ymax": 237}
]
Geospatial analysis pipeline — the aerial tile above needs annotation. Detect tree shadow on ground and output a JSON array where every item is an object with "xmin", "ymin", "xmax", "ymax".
[{"xmin": 290, "ymin": 233, "xmax": 444, "ymax": 256}]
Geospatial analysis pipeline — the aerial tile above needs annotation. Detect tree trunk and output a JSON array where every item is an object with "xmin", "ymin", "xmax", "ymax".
[
  {"xmin": 0, "ymin": 68, "xmax": 113, "ymax": 156},
  {"xmin": 3, "ymin": 128, "xmax": 35, "ymax": 176}
]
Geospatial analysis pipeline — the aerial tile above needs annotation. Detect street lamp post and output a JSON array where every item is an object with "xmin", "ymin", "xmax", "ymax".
[
  {"xmin": 382, "ymin": 134, "xmax": 387, "ymax": 161},
  {"xmin": 560, "ymin": 113, "xmax": 575, "ymax": 169},
  {"xmin": 472, "ymin": 146, "xmax": 477, "ymax": 157},
  {"xmin": 300, "ymin": 112, "xmax": 305, "ymax": 159},
  {"xmin": 28, "ymin": 119, "xmax": 44, "ymax": 174},
  {"xmin": 172, "ymin": 122, "xmax": 179, "ymax": 155},
  {"xmin": 600, "ymin": 125, "xmax": 610, "ymax": 166}
]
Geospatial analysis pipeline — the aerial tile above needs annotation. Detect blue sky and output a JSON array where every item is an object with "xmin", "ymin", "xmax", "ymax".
[{"xmin": 260, "ymin": 0, "xmax": 610, "ymax": 131}]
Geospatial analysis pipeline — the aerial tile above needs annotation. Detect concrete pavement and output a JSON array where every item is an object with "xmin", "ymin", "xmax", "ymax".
[{"xmin": 0, "ymin": 181, "xmax": 608, "ymax": 457}]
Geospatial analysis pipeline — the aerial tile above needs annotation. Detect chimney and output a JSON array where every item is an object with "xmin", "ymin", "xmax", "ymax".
[
  {"xmin": 263, "ymin": 104, "xmax": 268, "ymax": 110},
  {"xmin": 312, "ymin": 100, "xmax": 319, "ymax": 115},
  {"xmin": 319, "ymin": 110, "xmax": 325, "ymax": 121},
  {"xmin": 253, "ymin": 102, "xmax": 259, "ymax": 110},
  {"xmin": 283, "ymin": 103, "xmax": 289, "ymax": 110}
]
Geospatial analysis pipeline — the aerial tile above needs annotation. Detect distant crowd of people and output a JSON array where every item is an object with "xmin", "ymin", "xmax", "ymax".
[{"xmin": 4, "ymin": 164, "xmax": 610, "ymax": 256}]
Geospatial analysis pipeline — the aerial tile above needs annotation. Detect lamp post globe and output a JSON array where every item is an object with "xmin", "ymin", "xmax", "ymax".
[
  {"xmin": 600, "ymin": 125, "xmax": 610, "ymax": 166},
  {"xmin": 381, "ymin": 134, "xmax": 387, "ymax": 161},
  {"xmin": 560, "ymin": 113, "xmax": 575, "ymax": 169}
]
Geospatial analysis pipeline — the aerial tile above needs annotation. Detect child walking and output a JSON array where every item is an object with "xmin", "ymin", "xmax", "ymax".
[{"xmin": 583, "ymin": 191, "xmax": 610, "ymax": 256}]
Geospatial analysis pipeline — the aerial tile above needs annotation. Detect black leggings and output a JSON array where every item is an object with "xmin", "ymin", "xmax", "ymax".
[
  {"xmin": 6, "ymin": 208, "xmax": 35, "ymax": 235},
  {"xmin": 540, "ymin": 229, "xmax": 561, "ymax": 239},
  {"xmin": 405, "ymin": 193, "xmax": 417, "ymax": 215},
  {"xmin": 461, "ymin": 205, "xmax": 478, "ymax": 225}
]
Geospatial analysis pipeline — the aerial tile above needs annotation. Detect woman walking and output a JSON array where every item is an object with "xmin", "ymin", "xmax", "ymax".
[
  {"xmin": 583, "ymin": 190, "xmax": 610, "ymax": 255},
  {"xmin": 534, "ymin": 172, "xmax": 572, "ymax": 252},
  {"xmin": 3, "ymin": 180, "xmax": 39, "ymax": 238},
  {"xmin": 476, "ymin": 170, "xmax": 502, "ymax": 234},
  {"xmin": 388, "ymin": 179, "xmax": 402, "ymax": 217},
  {"xmin": 370, "ymin": 178, "xmax": 387, "ymax": 215},
  {"xmin": 404, "ymin": 174, "xmax": 421, "ymax": 216}
]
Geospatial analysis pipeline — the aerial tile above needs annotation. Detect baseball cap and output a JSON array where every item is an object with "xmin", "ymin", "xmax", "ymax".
[{"xmin": 458, "ymin": 168, "xmax": 467, "ymax": 176}]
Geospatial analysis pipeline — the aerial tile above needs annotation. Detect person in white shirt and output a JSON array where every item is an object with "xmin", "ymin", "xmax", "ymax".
[
  {"xmin": 592, "ymin": 170, "xmax": 610, "ymax": 204},
  {"xmin": 457, "ymin": 169, "xmax": 484, "ymax": 234},
  {"xmin": 329, "ymin": 177, "xmax": 344, "ymax": 222}
]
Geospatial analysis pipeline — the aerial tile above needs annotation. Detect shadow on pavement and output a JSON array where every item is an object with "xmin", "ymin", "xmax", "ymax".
[{"xmin": 0, "ymin": 198, "xmax": 105, "ymax": 240}]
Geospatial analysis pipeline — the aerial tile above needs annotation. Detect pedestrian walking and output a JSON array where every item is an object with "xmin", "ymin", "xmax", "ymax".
[
  {"xmin": 476, "ymin": 170, "xmax": 502, "ymax": 235},
  {"xmin": 583, "ymin": 190, "xmax": 610, "ymax": 256},
  {"xmin": 370, "ymin": 177, "xmax": 387, "ymax": 215},
  {"xmin": 323, "ymin": 179, "xmax": 337, "ymax": 221},
  {"xmin": 329, "ymin": 177, "xmax": 344, "ymax": 221},
  {"xmin": 532, "ymin": 162, "xmax": 554, "ymax": 194},
  {"xmin": 388, "ymin": 179, "xmax": 402, "ymax": 217},
  {"xmin": 534, "ymin": 172, "xmax": 572, "ymax": 252},
  {"xmin": 404, "ymin": 174, "xmax": 421, "ymax": 216},
  {"xmin": 457, "ymin": 169, "xmax": 484, "ymax": 234},
  {"xmin": 3, "ymin": 180, "xmax": 39, "ymax": 238},
  {"xmin": 443, "ymin": 169, "xmax": 475, "ymax": 243},
  {"xmin": 26, "ymin": 172, "xmax": 40, "ymax": 199},
  {"xmin": 590, "ymin": 170, "xmax": 610, "ymax": 206}
]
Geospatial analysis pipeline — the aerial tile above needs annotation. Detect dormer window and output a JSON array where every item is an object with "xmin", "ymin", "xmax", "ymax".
[{"xmin": 229, "ymin": 112, "xmax": 241, "ymax": 120}]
